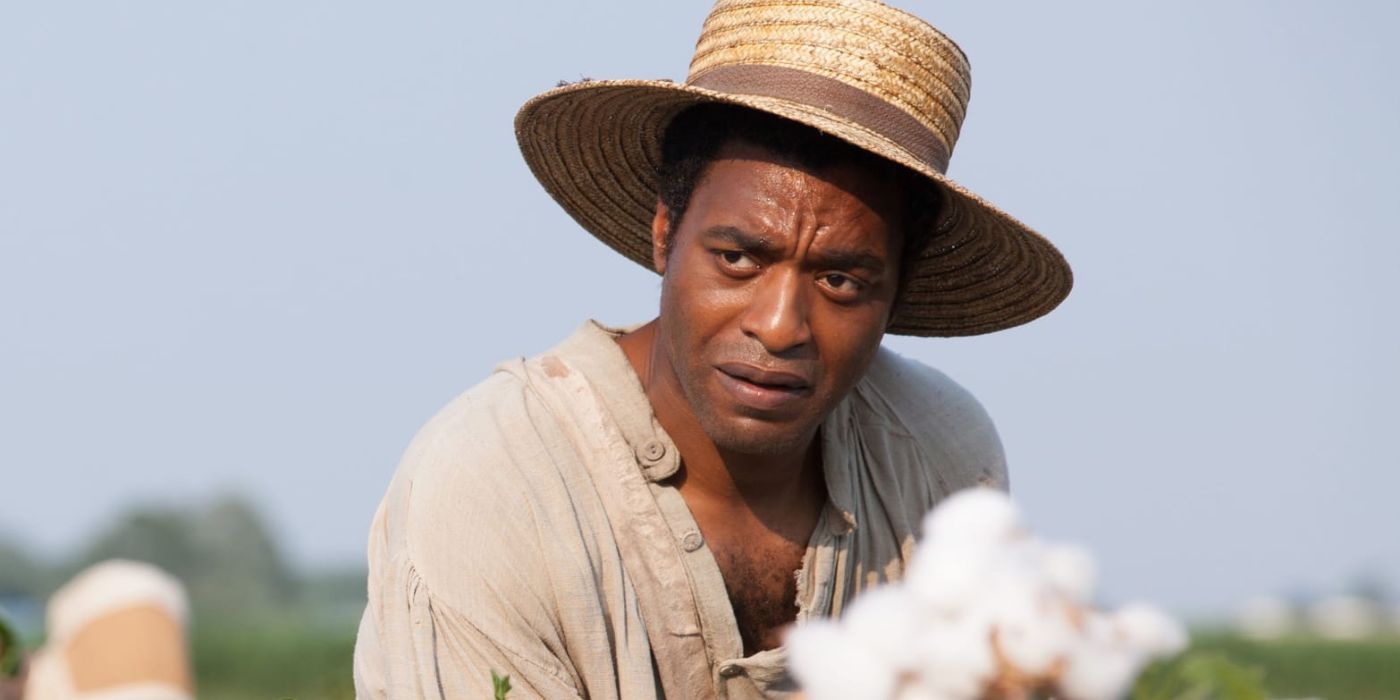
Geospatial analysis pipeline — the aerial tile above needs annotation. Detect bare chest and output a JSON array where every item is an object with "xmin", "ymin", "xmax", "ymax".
[{"xmin": 707, "ymin": 529, "xmax": 811, "ymax": 655}]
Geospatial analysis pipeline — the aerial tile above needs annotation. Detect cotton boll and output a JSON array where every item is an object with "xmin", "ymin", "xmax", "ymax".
[
  {"xmin": 1056, "ymin": 644, "xmax": 1141, "ymax": 700},
  {"xmin": 993, "ymin": 538, "xmax": 1044, "ymax": 585},
  {"xmin": 989, "ymin": 582, "xmax": 1076, "ymax": 676},
  {"xmin": 894, "ymin": 683, "xmax": 959, "ymax": 700},
  {"xmin": 788, "ymin": 488, "xmax": 1182, "ymax": 700},
  {"xmin": 921, "ymin": 488, "xmax": 1020, "ymax": 545},
  {"xmin": 911, "ymin": 617, "xmax": 996, "ymax": 700},
  {"xmin": 787, "ymin": 622, "xmax": 896, "ymax": 700},
  {"xmin": 1111, "ymin": 603, "xmax": 1188, "ymax": 657},
  {"xmin": 904, "ymin": 539, "xmax": 1000, "ymax": 612},
  {"xmin": 997, "ymin": 617, "xmax": 1074, "ymax": 680},
  {"xmin": 1055, "ymin": 608, "xmax": 1173, "ymax": 700},
  {"xmin": 1041, "ymin": 543, "xmax": 1098, "ymax": 604},
  {"xmin": 842, "ymin": 586, "xmax": 929, "ymax": 672}
]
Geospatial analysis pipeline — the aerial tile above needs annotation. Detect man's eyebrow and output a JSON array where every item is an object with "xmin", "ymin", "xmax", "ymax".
[
  {"xmin": 808, "ymin": 247, "xmax": 887, "ymax": 274},
  {"xmin": 700, "ymin": 225, "xmax": 888, "ymax": 272},
  {"xmin": 698, "ymin": 225, "xmax": 779, "ymax": 254}
]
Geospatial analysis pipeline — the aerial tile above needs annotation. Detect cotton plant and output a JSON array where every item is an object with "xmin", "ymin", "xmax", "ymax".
[{"xmin": 787, "ymin": 488, "xmax": 1187, "ymax": 700}]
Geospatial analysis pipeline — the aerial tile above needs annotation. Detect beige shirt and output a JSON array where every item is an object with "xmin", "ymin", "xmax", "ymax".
[{"xmin": 354, "ymin": 321, "xmax": 1007, "ymax": 700}]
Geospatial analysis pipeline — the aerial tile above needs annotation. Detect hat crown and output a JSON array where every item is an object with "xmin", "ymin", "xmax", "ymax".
[{"xmin": 686, "ymin": 0, "xmax": 972, "ymax": 173}]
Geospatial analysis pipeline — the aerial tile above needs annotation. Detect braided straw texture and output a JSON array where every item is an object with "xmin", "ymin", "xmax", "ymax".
[
  {"xmin": 515, "ymin": 0, "xmax": 1072, "ymax": 336},
  {"xmin": 691, "ymin": 0, "xmax": 971, "ymax": 169}
]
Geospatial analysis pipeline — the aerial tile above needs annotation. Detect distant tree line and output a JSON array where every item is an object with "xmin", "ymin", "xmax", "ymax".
[{"xmin": 0, "ymin": 494, "xmax": 363, "ymax": 621}]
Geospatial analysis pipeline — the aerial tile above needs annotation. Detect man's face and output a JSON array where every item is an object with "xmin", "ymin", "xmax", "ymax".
[{"xmin": 651, "ymin": 140, "xmax": 905, "ymax": 456}]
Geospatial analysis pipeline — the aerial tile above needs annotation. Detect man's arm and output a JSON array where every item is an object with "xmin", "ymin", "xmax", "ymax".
[{"xmin": 353, "ymin": 381, "xmax": 588, "ymax": 700}]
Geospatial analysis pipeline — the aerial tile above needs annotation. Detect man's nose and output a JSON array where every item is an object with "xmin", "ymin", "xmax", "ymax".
[{"xmin": 739, "ymin": 267, "xmax": 812, "ymax": 354}]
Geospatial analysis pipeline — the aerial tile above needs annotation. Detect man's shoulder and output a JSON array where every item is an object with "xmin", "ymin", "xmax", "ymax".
[
  {"xmin": 380, "ymin": 322, "xmax": 629, "ymax": 521},
  {"xmin": 370, "ymin": 356, "xmax": 596, "ymax": 582},
  {"xmin": 857, "ymin": 345, "xmax": 991, "ymax": 428},
  {"xmin": 393, "ymin": 364, "xmax": 534, "ymax": 476},
  {"xmin": 853, "ymin": 345, "xmax": 1008, "ymax": 488},
  {"xmin": 387, "ymin": 325, "xmax": 616, "ymax": 491},
  {"xmin": 381, "ymin": 369, "xmax": 531, "ymax": 510}
]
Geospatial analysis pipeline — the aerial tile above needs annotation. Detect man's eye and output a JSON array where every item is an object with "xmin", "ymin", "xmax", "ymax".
[
  {"xmin": 718, "ymin": 251, "xmax": 759, "ymax": 270},
  {"xmin": 823, "ymin": 273, "xmax": 856, "ymax": 289},
  {"xmin": 820, "ymin": 273, "xmax": 864, "ymax": 296}
]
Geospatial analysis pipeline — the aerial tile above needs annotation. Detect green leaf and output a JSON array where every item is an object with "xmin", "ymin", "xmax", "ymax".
[
  {"xmin": 0, "ymin": 609, "xmax": 22, "ymax": 678},
  {"xmin": 1131, "ymin": 651, "xmax": 1269, "ymax": 700},
  {"xmin": 492, "ymin": 670, "xmax": 512, "ymax": 700}
]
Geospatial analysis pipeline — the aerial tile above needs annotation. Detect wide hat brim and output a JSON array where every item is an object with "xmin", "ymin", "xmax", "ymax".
[{"xmin": 515, "ymin": 78, "xmax": 1073, "ymax": 337}]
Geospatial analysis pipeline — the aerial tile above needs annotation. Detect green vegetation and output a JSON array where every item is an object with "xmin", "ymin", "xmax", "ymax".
[
  {"xmin": 0, "ymin": 536, "xmax": 61, "ymax": 602},
  {"xmin": 75, "ymin": 495, "xmax": 299, "ymax": 614},
  {"xmin": 0, "ymin": 494, "xmax": 303, "ymax": 619},
  {"xmin": 0, "ymin": 611, "xmax": 20, "ymax": 679},
  {"xmin": 180, "ymin": 624, "xmax": 1400, "ymax": 700},
  {"xmin": 193, "ymin": 614, "xmax": 356, "ymax": 700},
  {"xmin": 1132, "ymin": 651, "xmax": 1268, "ymax": 700},
  {"xmin": 1188, "ymin": 632, "xmax": 1400, "ymax": 700},
  {"xmin": 492, "ymin": 670, "xmax": 513, "ymax": 700}
]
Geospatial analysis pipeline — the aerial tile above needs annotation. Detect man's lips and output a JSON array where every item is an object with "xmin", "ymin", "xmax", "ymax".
[
  {"xmin": 716, "ymin": 362, "xmax": 812, "ymax": 389},
  {"xmin": 714, "ymin": 362, "xmax": 813, "ymax": 411}
]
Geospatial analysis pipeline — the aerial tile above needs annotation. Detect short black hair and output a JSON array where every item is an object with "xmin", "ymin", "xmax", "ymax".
[{"xmin": 655, "ymin": 103, "xmax": 941, "ymax": 313}]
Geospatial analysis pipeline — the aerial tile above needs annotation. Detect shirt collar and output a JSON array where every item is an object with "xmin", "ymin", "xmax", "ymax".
[{"xmin": 554, "ymin": 320, "xmax": 682, "ymax": 482}]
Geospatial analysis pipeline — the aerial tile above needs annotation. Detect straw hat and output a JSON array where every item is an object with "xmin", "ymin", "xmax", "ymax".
[{"xmin": 515, "ymin": 0, "xmax": 1072, "ymax": 336}]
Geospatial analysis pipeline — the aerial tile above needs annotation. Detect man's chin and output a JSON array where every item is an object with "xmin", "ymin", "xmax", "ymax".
[{"xmin": 699, "ymin": 414, "xmax": 816, "ymax": 457}]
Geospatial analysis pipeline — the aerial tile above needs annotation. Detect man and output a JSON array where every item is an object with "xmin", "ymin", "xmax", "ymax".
[{"xmin": 355, "ymin": 0, "xmax": 1071, "ymax": 698}]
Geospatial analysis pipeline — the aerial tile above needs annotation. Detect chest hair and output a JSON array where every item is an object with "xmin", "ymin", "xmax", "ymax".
[{"xmin": 712, "ymin": 534, "xmax": 809, "ymax": 655}]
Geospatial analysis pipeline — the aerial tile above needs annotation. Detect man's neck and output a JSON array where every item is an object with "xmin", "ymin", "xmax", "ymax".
[
  {"xmin": 616, "ymin": 319, "xmax": 829, "ymax": 656},
  {"xmin": 615, "ymin": 320, "xmax": 823, "ymax": 515}
]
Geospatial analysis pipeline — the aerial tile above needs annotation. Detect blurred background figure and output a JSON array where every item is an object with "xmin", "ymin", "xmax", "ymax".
[{"xmin": 22, "ymin": 561, "xmax": 192, "ymax": 700}]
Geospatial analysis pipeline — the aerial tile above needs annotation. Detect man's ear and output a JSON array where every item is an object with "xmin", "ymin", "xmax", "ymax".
[{"xmin": 650, "ymin": 201, "xmax": 670, "ymax": 275}]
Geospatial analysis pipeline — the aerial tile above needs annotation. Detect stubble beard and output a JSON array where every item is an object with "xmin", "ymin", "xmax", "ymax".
[{"xmin": 666, "ymin": 343, "xmax": 819, "ymax": 457}]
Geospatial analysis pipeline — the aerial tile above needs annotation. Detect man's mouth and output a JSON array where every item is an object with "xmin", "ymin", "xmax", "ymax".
[{"xmin": 714, "ymin": 362, "xmax": 813, "ymax": 411}]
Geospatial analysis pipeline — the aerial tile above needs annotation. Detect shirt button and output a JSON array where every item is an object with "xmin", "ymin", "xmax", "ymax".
[
  {"xmin": 718, "ymin": 663, "xmax": 743, "ymax": 678},
  {"xmin": 638, "ymin": 440, "xmax": 666, "ymax": 463},
  {"xmin": 680, "ymin": 530, "xmax": 704, "ymax": 552}
]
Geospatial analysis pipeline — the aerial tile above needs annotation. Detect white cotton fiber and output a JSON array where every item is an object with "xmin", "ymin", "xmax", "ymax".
[
  {"xmin": 910, "ymin": 616, "xmax": 995, "ymax": 700},
  {"xmin": 1041, "ymin": 542, "xmax": 1097, "ymax": 604},
  {"xmin": 1112, "ymin": 603, "xmax": 1188, "ymax": 657},
  {"xmin": 786, "ymin": 621, "xmax": 896, "ymax": 700},
  {"xmin": 841, "ymin": 586, "xmax": 929, "ymax": 672},
  {"xmin": 989, "ymin": 582, "xmax": 1075, "ymax": 676},
  {"xmin": 1058, "ymin": 642, "xmax": 1141, "ymax": 700},
  {"xmin": 893, "ymin": 685, "xmax": 959, "ymax": 700},
  {"xmin": 786, "ymin": 489, "xmax": 1186, "ymax": 700},
  {"xmin": 920, "ymin": 487, "xmax": 1020, "ymax": 545},
  {"xmin": 904, "ymin": 539, "xmax": 997, "ymax": 613}
]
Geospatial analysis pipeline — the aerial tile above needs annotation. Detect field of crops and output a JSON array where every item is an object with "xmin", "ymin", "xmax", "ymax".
[
  {"xmin": 187, "ymin": 622, "xmax": 1400, "ymax": 700},
  {"xmin": 193, "ymin": 616, "xmax": 356, "ymax": 700},
  {"xmin": 1188, "ymin": 632, "xmax": 1400, "ymax": 700}
]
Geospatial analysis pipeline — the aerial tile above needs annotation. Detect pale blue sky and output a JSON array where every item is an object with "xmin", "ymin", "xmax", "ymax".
[{"xmin": 2, "ymin": 1, "xmax": 1396, "ymax": 616}]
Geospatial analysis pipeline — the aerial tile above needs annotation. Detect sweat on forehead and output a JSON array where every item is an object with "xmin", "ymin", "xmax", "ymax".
[{"xmin": 682, "ymin": 144, "xmax": 905, "ymax": 253}]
